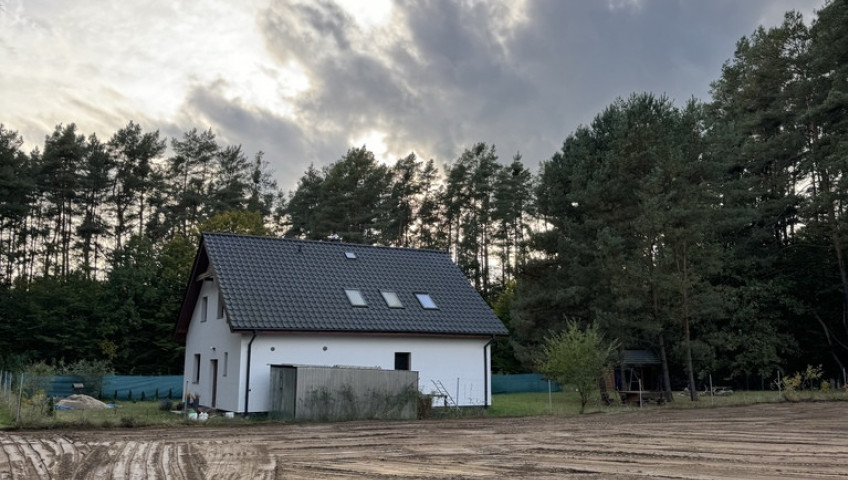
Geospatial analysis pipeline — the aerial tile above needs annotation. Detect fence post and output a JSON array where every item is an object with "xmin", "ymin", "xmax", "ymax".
[{"xmin": 16, "ymin": 372, "xmax": 24, "ymax": 424}]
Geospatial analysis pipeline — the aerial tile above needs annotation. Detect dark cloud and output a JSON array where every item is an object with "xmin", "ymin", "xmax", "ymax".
[
  {"xmin": 252, "ymin": 0, "xmax": 825, "ymax": 187},
  {"xmin": 178, "ymin": 86, "xmax": 343, "ymax": 191}
]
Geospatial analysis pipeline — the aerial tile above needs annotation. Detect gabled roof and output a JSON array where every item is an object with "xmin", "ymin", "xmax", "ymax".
[{"xmin": 175, "ymin": 233, "xmax": 508, "ymax": 343}]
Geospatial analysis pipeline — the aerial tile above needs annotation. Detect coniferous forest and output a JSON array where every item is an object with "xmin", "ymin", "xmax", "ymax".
[{"xmin": 1, "ymin": 3, "xmax": 847, "ymax": 388}]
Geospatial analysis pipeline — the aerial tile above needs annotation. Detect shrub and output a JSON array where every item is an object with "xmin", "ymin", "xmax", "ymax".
[{"xmin": 537, "ymin": 321, "xmax": 619, "ymax": 414}]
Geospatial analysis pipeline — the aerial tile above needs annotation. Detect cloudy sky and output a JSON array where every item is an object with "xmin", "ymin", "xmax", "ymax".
[{"xmin": 1, "ymin": 0, "xmax": 823, "ymax": 192}]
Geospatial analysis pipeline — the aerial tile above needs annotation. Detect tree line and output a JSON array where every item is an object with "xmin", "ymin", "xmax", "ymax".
[{"xmin": 1, "ymin": 2, "xmax": 847, "ymax": 390}]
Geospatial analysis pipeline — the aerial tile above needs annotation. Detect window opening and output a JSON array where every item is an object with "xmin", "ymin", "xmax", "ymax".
[
  {"xmin": 193, "ymin": 354, "xmax": 201, "ymax": 383},
  {"xmin": 345, "ymin": 289, "xmax": 368, "ymax": 307},
  {"xmin": 344, "ymin": 251, "xmax": 357, "ymax": 259},
  {"xmin": 415, "ymin": 293, "xmax": 438, "ymax": 309},
  {"xmin": 217, "ymin": 297, "xmax": 225, "ymax": 319},
  {"xmin": 200, "ymin": 296, "xmax": 208, "ymax": 322},
  {"xmin": 223, "ymin": 352, "xmax": 228, "ymax": 377},
  {"xmin": 395, "ymin": 352, "xmax": 411, "ymax": 371},
  {"xmin": 381, "ymin": 291, "xmax": 403, "ymax": 308}
]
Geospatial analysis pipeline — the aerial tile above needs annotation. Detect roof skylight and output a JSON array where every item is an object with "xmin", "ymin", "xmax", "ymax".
[
  {"xmin": 344, "ymin": 251, "xmax": 357, "ymax": 259},
  {"xmin": 381, "ymin": 291, "xmax": 403, "ymax": 308},
  {"xmin": 415, "ymin": 293, "xmax": 438, "ymax": 309},
  {"xmin": 345, "ymin": 289, "xmax": 368, "ymax": 307}
]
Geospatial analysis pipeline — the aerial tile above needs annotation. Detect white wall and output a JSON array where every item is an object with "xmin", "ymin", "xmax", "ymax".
[
  {"xmin": 243, "ymin": 334, "xmax": 492, "ymax": 413},
  {"xmin": 183, "ymin": 279, "xmax": 495, "ymax": 413},
  {"xmin": 182, "ymin": 278, "xmax": 244, "ymax": 412}
]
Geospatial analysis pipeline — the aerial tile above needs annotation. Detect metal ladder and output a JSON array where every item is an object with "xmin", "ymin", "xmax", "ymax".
[{"xmin": 431, "ymin": 380, "xmax": 456, "ymax": 407}]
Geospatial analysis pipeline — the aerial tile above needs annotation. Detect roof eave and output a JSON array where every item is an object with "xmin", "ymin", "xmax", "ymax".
[
  {"xmin": 173, "ymin": 237, "xmax": 210, "ymax": 344},
  {"xmin": 228, "ymin": 327, "xmax": 506, "ymax": 338}
]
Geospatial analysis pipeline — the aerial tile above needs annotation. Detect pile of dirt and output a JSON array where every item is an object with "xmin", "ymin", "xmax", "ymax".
[{"xmin": 56, "ymin": 394, "xmax": 110, "ymax": 410}]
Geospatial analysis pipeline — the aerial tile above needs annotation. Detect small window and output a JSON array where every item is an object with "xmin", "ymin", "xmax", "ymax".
[
  {"xmin": 381, "ymin": 291, "xmax": 403, "ymax": 308},
  {"xmin": 344, "ymin": 251, "xmax": 357, "ymax": 259},
  {"xmin": 193, "ymin": 354, "xmax": 201, "ymax": 383},
  {"xmin": 395, "ymin": 352, "xmax": 411, "ymax": 371},
  {"xmin": 217, "ymin": 297, "xmax": 225, "ymax": 319},
  {"xmin": 223, "ymin": 352, "xmax": 228, "ymax": 377},
  {"xmin": 345, "ymin": 289, "xmax": 368, "ymax": 307},
  {"xmin": 200, "ymin": 296, "xmax": 208, "ymax": 322},
  {"xmin": 415, "ymin": 293, "xmax": 438, "ymax": 309}
]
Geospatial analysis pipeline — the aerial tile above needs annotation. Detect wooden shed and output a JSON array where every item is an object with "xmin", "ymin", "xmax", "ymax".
[{"xmin": 269, "ymin": 365, "xmax": 419, "ymax": 421}]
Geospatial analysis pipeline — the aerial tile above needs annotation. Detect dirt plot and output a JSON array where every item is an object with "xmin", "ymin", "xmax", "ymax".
[{"xmin": 2, "ymin": 402, "xmax": 847, "ymax": 479}]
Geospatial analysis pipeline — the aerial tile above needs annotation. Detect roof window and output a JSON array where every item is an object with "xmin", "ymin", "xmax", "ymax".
[
  {"xmin": 415, "ymin": 293, "xmax": 438, "ymax": 309},
  {"xmin": 381, "ymin": 291, "xmax": 403, "ymax": 308},
  {"xmin": 344, "ymin": 251, "xmax": 357, "ymax": 259},
  {"xmin": 345, "ymin": 289, "xmax": 368, "ymax": 307}
]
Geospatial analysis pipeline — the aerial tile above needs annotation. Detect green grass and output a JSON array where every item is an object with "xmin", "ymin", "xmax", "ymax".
[
  {"xmin": 489, "ymin": 390, "xmax": 587, "ymax": 417},
  {"xmin": 489, "ymin": 389, "xmax": 848, "ymax": 418},
  {"xmin": 4, "ymin": 389, "xmax": 847, "ymax": 429},
  {"xmin": 0, "ymin": 404, "xmax": 13, "ymax": 427}
]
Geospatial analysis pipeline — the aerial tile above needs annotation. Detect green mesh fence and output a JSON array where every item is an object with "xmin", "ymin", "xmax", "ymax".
[{"xmin": 492, "ymin": 374, "xmax": 562, "ymax": 394}]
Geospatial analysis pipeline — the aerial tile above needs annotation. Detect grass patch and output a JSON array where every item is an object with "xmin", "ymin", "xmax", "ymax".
[
  {"xmin": 664, "ymin": 390, "xmax": 784, "ymax": 409},
  {"xmin": 1, "ymin": 401, "xmax": 251, "ymax": 430},
  {"xmin": 0, "ymin": 405, "xmax": 14, "ymax": 428},
  {"xmin": 5, "ymin": 389, "xmax": 848, "ymax": 429},
  {"xmin": 491, "ymin": 389, "xmax": 848, "ymax": 418},
  {"xmin": 489, "ymin": 390, "xmax": 588, "ymax": 417}
]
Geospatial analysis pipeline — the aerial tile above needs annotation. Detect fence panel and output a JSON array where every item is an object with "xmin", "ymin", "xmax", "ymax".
[
  {"xmin": 16, "ymin": 375, "xmax": 185, "ymax": 401},
  {"xmin": 491, "ymin": 374, "xmax": 562, "ymax": 394}
]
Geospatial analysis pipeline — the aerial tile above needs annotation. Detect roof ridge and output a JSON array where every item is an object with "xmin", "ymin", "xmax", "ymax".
[{"xmin": 201, "ymin": 232, "xmax": 450, "ymax": 255}]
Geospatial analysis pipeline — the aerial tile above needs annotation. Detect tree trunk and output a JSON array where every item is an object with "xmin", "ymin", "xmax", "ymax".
[
  {"xmin": 658, "ymin": 332, "xmax": 674, "ymax": 402},
  {"xmin": 677, "ymin": 240, "xmax": 698, "ymax": 401}
]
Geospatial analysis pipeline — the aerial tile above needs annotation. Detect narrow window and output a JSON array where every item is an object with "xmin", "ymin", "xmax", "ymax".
[
  {"xmin": 381, "ymin": 291, "xmax": 403, "ymax": 308},
  {"xmin": 395, "ymin": 352, "xmax": 411, "ymax": 371},
  {"xmin": 193, "ymin": 354, "xmax": 201, "ymax": 383},
  {"xmin": 223, "ymin": 352, "xmax": 228, "ymax": 377},
  {"xmin": 200, "ymin": 296, "xmax": 208, "ymax": 322},
  {"xmin": 415, "ymin": 293, "xmax": 438, "ymax": 309},
  {"xmin": 217, "ymin": 297, "xmax": 225, "ymax": 319},
  {"xmin": 345, "ymin": 289, "xmax": 368, "ymax": 307}
]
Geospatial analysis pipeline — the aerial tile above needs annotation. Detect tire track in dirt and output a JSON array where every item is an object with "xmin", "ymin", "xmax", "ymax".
[
  {"xmin": 178, "ymin": 442, "xmax": 205, "ymax": 480},
  {"xmin": 5, "ymin": 434, "xmax": 50, "ymax": 479},
  {"xmin": 107, "ymin": 439, "xmax": 137, "ymax": 479},
  {"xmin": 146, "ymin": 441, "xmax": 167, "ymax": 479},
  {"xmin": 68, "ymin": 444, "xmax": 109, "ymax": 480}
]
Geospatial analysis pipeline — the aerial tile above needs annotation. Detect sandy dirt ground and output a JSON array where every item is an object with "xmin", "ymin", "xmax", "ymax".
[{"xmin": 1, "ymin": 402, "xmax": 847, "ymax": 479}]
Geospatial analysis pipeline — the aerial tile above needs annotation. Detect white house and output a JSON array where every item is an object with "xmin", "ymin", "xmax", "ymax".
[{"xmin": 174, "ymin": 233, "xmax": 509, "ymax": 414}]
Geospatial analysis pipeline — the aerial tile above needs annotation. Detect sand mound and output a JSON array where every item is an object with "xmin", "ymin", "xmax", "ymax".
[{"xmin": 57, "ymin": 394, "xmax": 110, "ymax": 410}]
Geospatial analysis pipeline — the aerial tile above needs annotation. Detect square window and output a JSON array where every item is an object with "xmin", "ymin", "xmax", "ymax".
[
  {"xmin": 395, "ymin": 352, "xmax": 410, "ymax": 371},
  {"xmin": 381, "ymin": 291, "xmax": 403, "ymax": 308},
  {"xmin": 345, "ymin": 289, "xmax": 368, "ymax": 307},
  {"xmin": 415, "ymin": 293, "xmax": 438, "ymax": 309}
]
